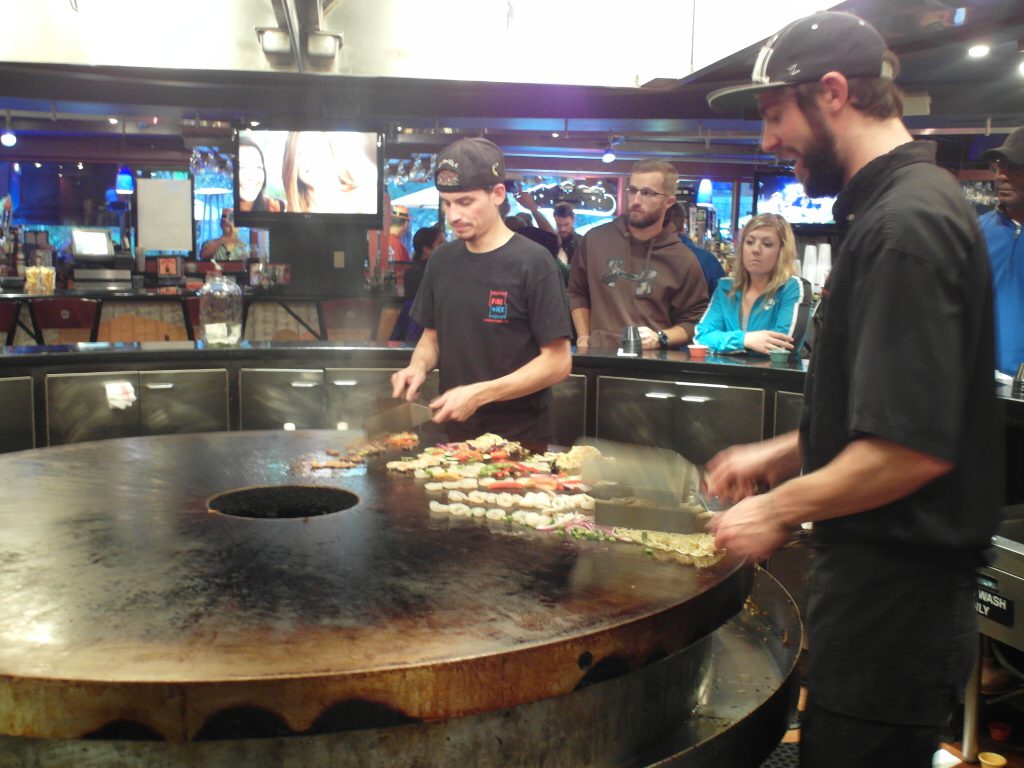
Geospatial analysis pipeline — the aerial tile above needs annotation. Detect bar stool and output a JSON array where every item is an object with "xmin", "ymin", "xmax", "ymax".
[
  {"xmin": 0, "ymin": 299, "xmax": 19, "ymax": 346},
  {"xmin": 28, "ymin": 298, "xmax": 100, "ymax": 344}
]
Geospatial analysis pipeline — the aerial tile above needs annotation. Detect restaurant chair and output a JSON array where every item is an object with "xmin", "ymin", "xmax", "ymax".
[{"xmin": 28, "ymin": 298, "xmax": 100, "ymax": 344}]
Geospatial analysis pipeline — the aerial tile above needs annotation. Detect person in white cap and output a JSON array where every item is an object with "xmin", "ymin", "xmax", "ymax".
[
  {"xmin": 705, "ymin": 11, "xmax": 999, "ymax": 767},
  {"xmin": 391, "ymin": 137, "xmax": 571, "ymax": 445}
]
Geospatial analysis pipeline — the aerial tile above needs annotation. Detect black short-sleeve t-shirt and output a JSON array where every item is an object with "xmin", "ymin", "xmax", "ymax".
[
  {"xmin": 801, "ymin": 141, "xmax": 1001, "ymax": 551},
  {"xmin": 411, "ymin": 233, "xmax": 571, "ymax": 419}
]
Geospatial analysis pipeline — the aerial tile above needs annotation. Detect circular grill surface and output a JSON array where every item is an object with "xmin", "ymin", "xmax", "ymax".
[{"xmin": 0, "ymin": 431, "xmax": 749, "ymax": 741}]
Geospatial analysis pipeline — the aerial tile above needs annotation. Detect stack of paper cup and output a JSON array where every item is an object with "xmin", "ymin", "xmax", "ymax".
[
  {"xmin": 816, "ymin": 243, "xmax": 832, "ymax": 290},
  {"xmin": 802, "ymin": 245, "xmax": 818, "ymax": 289}
]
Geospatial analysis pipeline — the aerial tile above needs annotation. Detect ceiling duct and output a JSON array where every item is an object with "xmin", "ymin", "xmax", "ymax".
[{"xmin": 262, "ymin": 0, "xmax": 343, "ymax": 72}]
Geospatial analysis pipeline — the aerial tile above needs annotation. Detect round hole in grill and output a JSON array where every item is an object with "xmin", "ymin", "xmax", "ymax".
[{"xmin": 208, "ymin": 485, "xmax": 358, "ymax": 520}]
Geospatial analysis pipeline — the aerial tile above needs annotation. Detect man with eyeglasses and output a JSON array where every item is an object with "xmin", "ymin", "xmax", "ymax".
[
  {"xmin": 567, "ymin": 159, "xmax": 708, "ymax": 350},
  {"xmin": 979, "ymin": 127, "xmax": 1024, "ymax": 376}
]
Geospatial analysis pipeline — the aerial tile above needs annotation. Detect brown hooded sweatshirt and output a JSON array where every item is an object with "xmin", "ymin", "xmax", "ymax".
[{"xmin": 567, "ymin": 216, "xmax": 709, "ymax": 347}]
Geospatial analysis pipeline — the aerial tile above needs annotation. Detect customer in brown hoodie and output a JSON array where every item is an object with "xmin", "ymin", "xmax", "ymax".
[{"xmin": 567, "ymin": 159, "xmax": 708, "ymax": 350}]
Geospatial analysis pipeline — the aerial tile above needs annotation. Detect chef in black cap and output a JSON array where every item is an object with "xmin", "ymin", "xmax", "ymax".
[
  {"xmin": 704, "ymin": 11, "xmax": 999, "ymax": 767},
  {"xmin": 391, "ymin": 137, "xmax": 571, "ymax": 445}
]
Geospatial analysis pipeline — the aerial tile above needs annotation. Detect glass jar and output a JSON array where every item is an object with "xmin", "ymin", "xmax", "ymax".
[{"xmin": 198, "ymin": 273, "xmax": 242, "ymax": 345}]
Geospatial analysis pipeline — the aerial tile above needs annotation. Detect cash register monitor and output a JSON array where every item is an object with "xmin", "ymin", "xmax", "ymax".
[{"xmin": 70, "ymin": 229, "xmax": 116, "ymax": 263}]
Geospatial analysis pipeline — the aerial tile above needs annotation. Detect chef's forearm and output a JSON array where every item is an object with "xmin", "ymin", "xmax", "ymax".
[
  {"xmin": 470, "ymin": 338, "xmax": 571, "ymax": 407},
  {"xmin": 408, "ymin": 329, "xmax": 439, "ymax": 375},
  {"xmin": 768, "ymin": 436, "xmax": 953, "ymax": 529}
]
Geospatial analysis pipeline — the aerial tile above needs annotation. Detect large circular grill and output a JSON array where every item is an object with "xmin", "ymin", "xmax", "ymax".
[{"xmin": 0, "ymin": 431, "xmax": 755, "ymax": 746}]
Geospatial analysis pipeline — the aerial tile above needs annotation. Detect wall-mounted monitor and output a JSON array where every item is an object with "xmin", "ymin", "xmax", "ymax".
[
  {"xmin": 753, "ymin": 170, "xmax": 837, "ymax": 227},
  {"xmin": 235, "ymin": 129, "xmax": 384, "ymax": 229},
  {"xmin": 70, "ymin": 228, "xmax": 115, "ymax": 261}
]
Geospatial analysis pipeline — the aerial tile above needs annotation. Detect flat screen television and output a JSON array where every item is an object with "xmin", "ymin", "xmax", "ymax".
[
  {"xmin": 234, "ymin": 129, "xmax": 384, "ymax": 229},
  {"xmin": 753, "ymin": 170, "xmax": 837, "ymax": 227},
  {"xmin": 70, "ymin": 229, "xmax": 116, "ymax": 262}
]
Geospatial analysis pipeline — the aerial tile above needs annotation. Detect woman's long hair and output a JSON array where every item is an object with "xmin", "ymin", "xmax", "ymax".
[{"xmin": 728, "ymin": 213, "xmax": 798, "ymax": 299}]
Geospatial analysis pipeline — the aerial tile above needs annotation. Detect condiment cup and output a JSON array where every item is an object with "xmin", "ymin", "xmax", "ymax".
[
  {"xmin": 768, "ymin": 349, "xmax": 791, "ymax": 364},
  {"xmin": 688, "ymin": 344, "xmax": 709, "ymax": 360},
  {"xmin": 978, "ymin": 752, "xmax": 1007, "ymax": 768}
]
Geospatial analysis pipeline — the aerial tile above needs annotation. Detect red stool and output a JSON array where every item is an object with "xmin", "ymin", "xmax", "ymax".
[{"xmin": 28, "ymin": 298, "xmax": 100, "ymax": 344}]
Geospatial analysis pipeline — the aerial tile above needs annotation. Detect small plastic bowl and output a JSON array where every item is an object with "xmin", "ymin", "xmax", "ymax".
[
  {"xmin": 988, "ymin": 721, "xmax": 1012, "ymax": 741},
  {"xmin": 688, "ymin": 344, "xmax": 709, "ymax": 360},
  {"xmin": 978, "ymin": 752, "xmax": 1007, "ymax": 768},
  {"xmin": 769, "ymin": 349, "xmax": 791, "ymax": 364}
]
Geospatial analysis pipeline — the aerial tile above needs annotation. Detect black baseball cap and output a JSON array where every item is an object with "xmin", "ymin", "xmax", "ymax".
[
  {"xmin": 434, "ymin": 137, "xmax": 507, "ymax": 192},
  {"xmin": 982, "ymin": 128, "xmax": 1024, "ymax": 166},
  {"xmin": 707, "ymin": 11, "xmax": 895, "ymax": 115}
]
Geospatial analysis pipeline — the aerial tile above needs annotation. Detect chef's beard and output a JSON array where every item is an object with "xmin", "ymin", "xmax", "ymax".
[{"xmin": 798, "ymin": 101, "xmax": 845, "ymax": 199}]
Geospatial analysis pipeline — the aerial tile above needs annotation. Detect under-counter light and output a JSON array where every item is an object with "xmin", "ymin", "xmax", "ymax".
[
  {"xmin": 1, "ymin": 110, "xmax": 15, "ymax": 148},
  {"xmin": 644, "ymin": 392, "xmax": 673, "ymax": 399},
  {"xmin": 968, "ymin": 43, "xmax": 990, "ymax": 58}
]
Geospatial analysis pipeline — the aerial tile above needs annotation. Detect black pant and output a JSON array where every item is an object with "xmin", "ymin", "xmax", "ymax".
[
  {"xmin": 800, "ymin": 543, "xmax": 979, "ymax": 767},
  {"xmin": 800, "ymin": 701, "xmax": 943, "ymax": 767}
]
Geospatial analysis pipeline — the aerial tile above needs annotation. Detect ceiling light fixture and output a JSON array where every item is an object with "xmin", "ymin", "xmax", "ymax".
[
  {"xmin": 601, "ymin": 147, "xmax": 616, "ymax": 163},
  {"xmin": 108, "ymin": 117, "xmax": 119, "ymax": 125},
  {"xmin": 1019, "ymin": 60, "xmax": 1024, "ymax": 76},
  {"xmin": 968, "ymin": 43, "xmax": 990, "ymax": 58},
  {"xmin": 1, "ymin": 111, "xmax": 16, "ymax": 148}
]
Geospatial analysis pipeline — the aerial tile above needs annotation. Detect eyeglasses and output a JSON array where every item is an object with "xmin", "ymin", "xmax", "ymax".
[
  {"xmin": 625, "ymin": 185, "xmax": 670, "ymax": 199},
  {"xmin": 990, "ymin": 159, "xmax": 1024, "ymax": 176}
]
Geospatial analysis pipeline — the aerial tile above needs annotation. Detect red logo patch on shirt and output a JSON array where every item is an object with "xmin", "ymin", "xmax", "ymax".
[{"xmin": 484, "ymin": 290, "xmax": 509, "ymax": 324}]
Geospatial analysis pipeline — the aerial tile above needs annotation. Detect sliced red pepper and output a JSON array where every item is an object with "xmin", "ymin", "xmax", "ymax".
[{"xmin": 487, "ymin": 480, "xmax": 525, "ymax": 490}]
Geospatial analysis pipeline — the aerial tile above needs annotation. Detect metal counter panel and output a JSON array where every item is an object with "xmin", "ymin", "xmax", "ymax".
[
  {"xmin": 0, "ymin": 376, "xmax": 34, "ymax": 452},
  {"xmin": 239, "ymin": 368, "xmax": 325, "ymax": 430},
  {"xmin": 552, "ymin": 373, "xmax": 587, "ymax": 446},
  {"xmin": 774, "ymin": 390, "xmax": 804, "ymax": 437},
  {"xmin": 45, "ymin": 371, "xmax": 140, "ymax": 445},
  {"xmin": 140, "ymin": 369, "xmax": 229, "ymax": 435},
  {"xmin": 596, "ymin": 376, "xmax": 765, "ymax": 465}
]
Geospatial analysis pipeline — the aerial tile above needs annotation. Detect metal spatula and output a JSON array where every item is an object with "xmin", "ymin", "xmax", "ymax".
[
  {"xmin": 363, "ymin": 399, "xmax": 433, "ymax": 438},
  {"xmin": 579, "ymin": 438, "xmax": 713, "ymax": 534}
]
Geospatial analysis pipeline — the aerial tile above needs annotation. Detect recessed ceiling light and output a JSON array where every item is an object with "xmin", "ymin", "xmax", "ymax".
[
  {"xmin": 249, "ymin": 120, "xmax": 261, "ymax": 127},
  {"xmin": 108, "ymin": 117, "xmax": 118, "ymax": 125},
  {"xmin": 551, "ymin": 132, "xmax": 559, "ymax": 138},
  {"xmin": 968, "ymin": 43, "xmax": 990, "ymax": 58}
]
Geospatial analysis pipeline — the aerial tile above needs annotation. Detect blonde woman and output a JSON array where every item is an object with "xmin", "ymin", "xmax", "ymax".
[{"xmin": 694, "ymin": 213, "xmax": 812, "ymax": 356}]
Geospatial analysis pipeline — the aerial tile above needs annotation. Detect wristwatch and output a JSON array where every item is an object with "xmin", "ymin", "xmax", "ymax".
[{"xmin": 656, "ymin": 330, "xmax": 670, "ymax": 349}]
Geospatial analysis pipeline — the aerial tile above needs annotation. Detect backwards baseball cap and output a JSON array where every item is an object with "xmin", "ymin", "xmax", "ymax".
[
  {"xmin": 707, "ymin": 11, "xmax": 894, "ymax": 115},
  {"xmin": 434, "ymin": 137, "xmax": 507, "ymax": 192},
  {"xmin": 982, "ymin": 127, "xmax": 1024, "ymax": 167}
]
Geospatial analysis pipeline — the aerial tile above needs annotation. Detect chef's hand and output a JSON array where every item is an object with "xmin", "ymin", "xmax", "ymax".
[
  {"xmin": 707, "ymin": 493, "xmax": 792, "ymax": 561},
  {"xmin": 637, "ymin": 326, "xmax": 659, "ymax": 350},
  {"xmin": 705, "ymin": 441, "xmax": 784, "ymax": 503},
  {"xmin": 429, "ymin": 384, "xmax": 484, "ymax": 423},
  {"xmin": 391, "ymin": 366, "xmax": 425, "ymax": 401},
  {"xmin": 743, "ymin": 330, "xmax": 793, "ymax": 355}
]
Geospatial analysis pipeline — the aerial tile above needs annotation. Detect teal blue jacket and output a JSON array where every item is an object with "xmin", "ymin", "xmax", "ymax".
[{"xmin": 694, "ymin": 275, "xmax": 812, "ymax": 356}]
